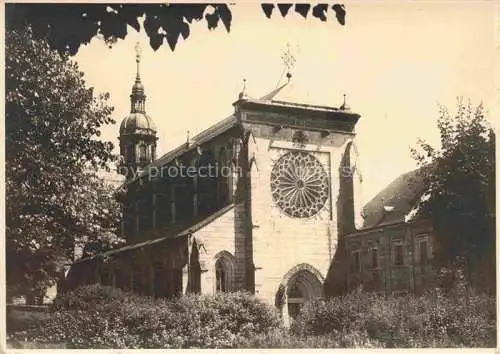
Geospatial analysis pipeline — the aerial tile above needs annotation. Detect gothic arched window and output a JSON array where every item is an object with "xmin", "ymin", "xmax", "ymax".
[
  {"xmin": 215, "ymin": 260, "xmax": 226, "ymax": 292},
  {"xmin": 214, "ymin": 252, "xmax": 234, "ymax": 293}
]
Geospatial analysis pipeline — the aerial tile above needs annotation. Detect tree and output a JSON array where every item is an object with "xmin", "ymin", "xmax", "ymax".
[
  {"xmin": 5, "ymin": 3, "xmax": 346, "ymax": 54},
  {"xmin": 5, "ymin": 28, "xmax": 124, "ymax": 303},
  {"xmin": 411, "ymin": 99, "xmax": 495, "ymax": 291}
]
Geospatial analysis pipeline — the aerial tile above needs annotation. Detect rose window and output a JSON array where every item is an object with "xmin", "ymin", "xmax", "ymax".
[{"xmin": 270, "ymin": 151, "xmax": 329, "ymax": 218}]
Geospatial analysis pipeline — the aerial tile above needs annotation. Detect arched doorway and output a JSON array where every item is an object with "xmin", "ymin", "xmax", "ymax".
[{"xmin": 277, "ymin": 264, "xmax": 324, "ymax": 326}]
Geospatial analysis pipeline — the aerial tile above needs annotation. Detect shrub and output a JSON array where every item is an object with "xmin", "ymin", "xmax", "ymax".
[
  {"xmin": 8, "ymin": 284, "xmax": 495, "ymax": 348},
  {"xmin": 50, "ymin": 284, "xmax": 147, "ymax": 311},
  {"xmin": 291, "ymin": 287, "xmax": 496, "ymax": 348},
  {"xmin": 291, "ymin": 290, "xmax": 375, "ymax": 335},
  {"xmin": 10, "ymin": 284, "xmax": 282, "ymax": 349}
]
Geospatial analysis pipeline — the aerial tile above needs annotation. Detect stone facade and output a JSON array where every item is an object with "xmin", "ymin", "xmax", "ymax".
[{"xmin": 64, "ymin": 83, "xmax": 362, "ymax": 324}]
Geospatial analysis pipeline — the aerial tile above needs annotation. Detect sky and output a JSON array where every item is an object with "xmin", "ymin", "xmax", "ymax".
[{"xmin": 73, "ymin": 1, "xmax": 498, "ymax": 203}]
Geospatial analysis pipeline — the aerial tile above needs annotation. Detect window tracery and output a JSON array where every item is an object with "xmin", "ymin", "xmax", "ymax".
[{"xmin": 270, "ymin": 151, "xmax": 329, "ymax": 218}]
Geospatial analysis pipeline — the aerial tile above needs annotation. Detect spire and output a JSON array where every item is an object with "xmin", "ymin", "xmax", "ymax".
[
  {"xmin": 135, "ymin": 42, "xmax": 142, "ymax": 83},
  {"xmin": 130, "ymin": 42, "xmax": 146, "ymax": 113}
]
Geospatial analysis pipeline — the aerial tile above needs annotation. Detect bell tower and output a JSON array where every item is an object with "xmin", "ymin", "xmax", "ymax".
[{"xmin": 118, "ymin": 43, "xmax": 158, "ymax": 179}]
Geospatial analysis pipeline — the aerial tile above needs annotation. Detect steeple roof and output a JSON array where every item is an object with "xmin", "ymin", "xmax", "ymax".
[{"xmin": 119, "ymin": 43, "xmax": 156, "ymax": 136}]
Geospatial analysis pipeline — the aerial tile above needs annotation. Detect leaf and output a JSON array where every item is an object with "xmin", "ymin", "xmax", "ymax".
[
  {"xmin": 6, "ymin": 3, "xmax": 346, "ymax": 53},
  {"xmin": 312, "ymin": 4, "xmax": 329, "ymax": 22},
  {"xmin": 332, "ymin": 4, "xmax": 346, "ymax": 25},
  {"xmin": 295, "ymin": 4, "xmax": 311, "ymax": 19},
  {"xmin": 261, "ymin": 4, "xmax": 274, "ymax": 19},
  {"xmin": 277, "ymin": 4, "xmax": 293, "ymax": 17}
]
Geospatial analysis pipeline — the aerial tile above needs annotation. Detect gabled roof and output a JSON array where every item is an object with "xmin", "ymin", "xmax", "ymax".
[
  {"xmin": 361, "ymin": 166, "xmax": 433, "ymax": 229},
  {"xmin": 153, "ymin": 114, "xmax": 238, "ymax": 168}
]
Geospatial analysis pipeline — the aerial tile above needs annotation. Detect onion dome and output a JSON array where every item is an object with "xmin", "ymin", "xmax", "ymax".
[{"xmin": 119, "ymin": 112, "xmax": 156, "ymax": 135}]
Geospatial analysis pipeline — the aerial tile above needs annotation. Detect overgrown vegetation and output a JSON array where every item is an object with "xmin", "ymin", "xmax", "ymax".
[
  {"xmin": 8, "ymin": 285, "xmax": 282, "ymax": 349},
  {"xmin": 7, "ymin": 284, "xmax": 496, "ymax": 349},
  {"xmin": 6, "ymin": 4, "xmax": 346, "ymax": 54},
  {"xmin": 411, "ymin": 100, "xmax": 495, "ymax": 292}
]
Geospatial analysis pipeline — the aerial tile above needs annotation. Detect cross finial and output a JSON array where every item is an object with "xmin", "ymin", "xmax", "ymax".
[
  {"xmin": 238, "ymin": 78, "xmax": 248, "ymax": 100},
  {"xmin": 135, "ymin": 42, "xmax": 142, "ymax": 63},
  {"xmin": 134, "ymin": 42, "xmax": 142, "ymax": 81},
  {"xmin": 280, "ymin": 42, "xmax": 296, "ymax": 80}
]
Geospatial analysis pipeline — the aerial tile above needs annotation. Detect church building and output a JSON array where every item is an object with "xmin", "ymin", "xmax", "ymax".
[{"xmin": 64, "ymin": 45, "xmax": 435, "ymax": 322}]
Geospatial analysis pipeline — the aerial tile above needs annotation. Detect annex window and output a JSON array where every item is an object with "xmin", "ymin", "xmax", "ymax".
[
  {"xmin": 351, "ymin": 250, "xmax": 361, "ymax": 272},
  {"xmin": 394, "ymin": 244, "xmax": 404, "ymax": 266},
  {"xmin": 419, "ymin": 240, "xmax": 428, "ymax": 264},
  {"xmin": 370, "ymin": 248, "xmax": 378, "ymax": 269}
]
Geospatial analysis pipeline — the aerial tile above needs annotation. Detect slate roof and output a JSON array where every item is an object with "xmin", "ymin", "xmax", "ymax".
[
  {"xmin": 73, "ymin": 203, "xmax": 237, "ymax": 264},
  {"xmin": 122, "ymin": 114, "xmax": 239, "ymax": 186},
  {"xmin": 361, "ymin": 165, "xmax": 433, "ymax": 229}
]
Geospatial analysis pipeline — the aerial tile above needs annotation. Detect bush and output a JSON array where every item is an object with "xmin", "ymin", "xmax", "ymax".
[
  {"xmin": 291, "ymin": 287, "xmax": 496, "ymax": 348},
  {"xmin": 8, "ymin": 284, "xmax": 495, "ymax": 348},
  {"xmin": 10, "ymin": 284, "xmax": 282, "ymax": 349},
  {"xmin": 50, "ymin": 284, "xmax": 147, "ymax": 311}
]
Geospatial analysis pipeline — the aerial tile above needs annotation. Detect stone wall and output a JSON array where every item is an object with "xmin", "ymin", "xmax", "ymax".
[
  {"xmin": 242, "ymin": 120, "xmax": 355, "ymax": 305},
  {"xmin": 193, "ymin": 202, "xmax": 248, "ymax": 294}
]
